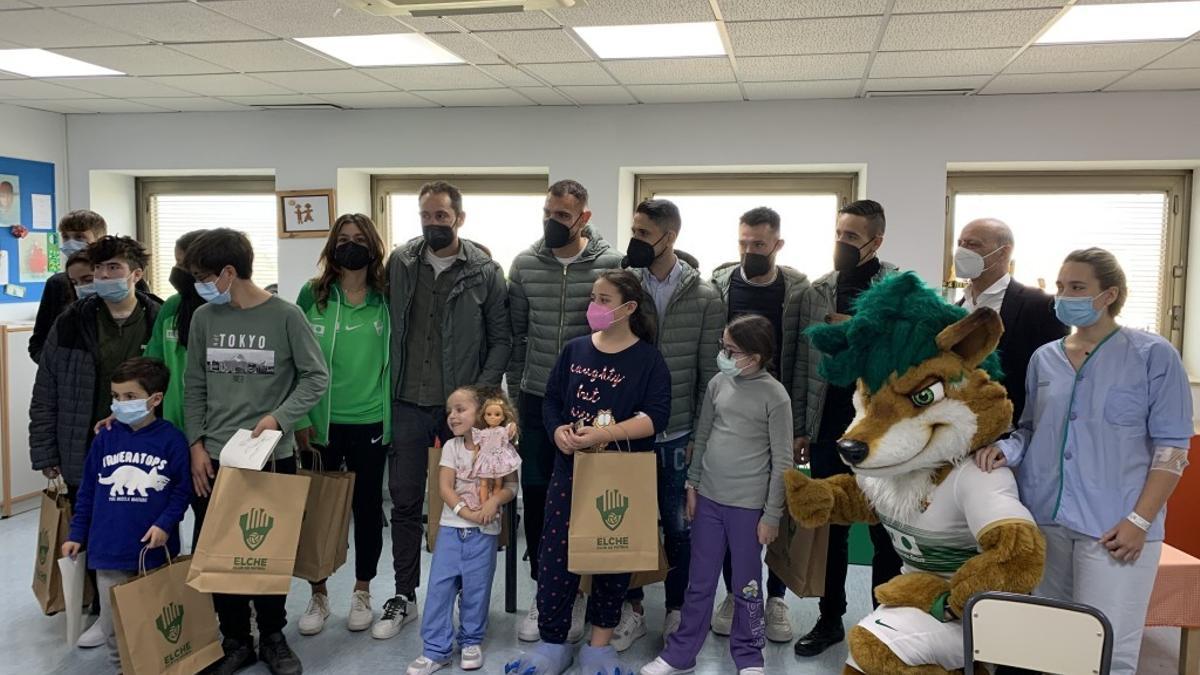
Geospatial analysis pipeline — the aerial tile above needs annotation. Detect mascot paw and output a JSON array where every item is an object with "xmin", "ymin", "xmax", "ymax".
[
  {"xmin": 873, "ymin": 573, "xmax": 950, "ymax": 611},
  {"xmin": 578, "ymin": 645, "xmax": 635, "ymax": 675},
  {"xmin": 504, "ymin": 643, "xmax": 573, "ymax": 675},
  {"xmin": 785, "ymin": 469, "xmax": 835, "ymax": 527}
]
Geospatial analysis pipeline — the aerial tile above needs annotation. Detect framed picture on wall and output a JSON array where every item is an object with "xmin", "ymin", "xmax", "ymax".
[{"xmin": 277, "ymin": 189, "xmax": 335, "ymax": 238}]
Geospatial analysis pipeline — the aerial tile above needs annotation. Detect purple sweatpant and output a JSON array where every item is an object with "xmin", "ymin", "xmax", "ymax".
[{"xmin": 660, "ymin": 493, "xmax": 766, "ymax": 671}]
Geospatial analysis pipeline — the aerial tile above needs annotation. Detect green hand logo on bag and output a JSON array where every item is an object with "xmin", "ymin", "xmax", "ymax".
[
  {"xmin": 239, "ymin": 508, "xmax": 275, "ymax": 551},
  {"xmin": 595, "ymin": 489, "xmax": 630, "ymax": 532},
  {"xmin": 155, "ymin": 602, "xmax": 185, "ymax": 644},
  {"xmin": 37, "ymin": 529, "xmax": 49, "ymax": 567}
]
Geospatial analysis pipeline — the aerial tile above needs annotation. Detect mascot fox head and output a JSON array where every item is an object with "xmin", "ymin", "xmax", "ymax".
[{"xmin": 807, "ymin": 273, "xmax": 1012, "ymax": 481}]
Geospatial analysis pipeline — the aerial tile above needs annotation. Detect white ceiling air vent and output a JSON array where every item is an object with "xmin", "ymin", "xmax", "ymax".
[
  {"xmin": 344, "ymin": 0, "xmax": 575, "ymax": 17},
  {"xmin": 864, "ymin": 89, "xmax": 974, "ymax": 98}
]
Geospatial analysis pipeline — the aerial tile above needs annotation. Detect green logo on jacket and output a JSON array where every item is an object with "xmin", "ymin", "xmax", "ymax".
[{"xmin": 239, "ymin": 508, "xmax": 274, "ymax": 551}]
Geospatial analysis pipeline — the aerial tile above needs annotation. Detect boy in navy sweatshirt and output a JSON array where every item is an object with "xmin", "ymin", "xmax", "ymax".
[{"xmin": 63, "ymin": 357, "xmax": 192, "ymax": 670}]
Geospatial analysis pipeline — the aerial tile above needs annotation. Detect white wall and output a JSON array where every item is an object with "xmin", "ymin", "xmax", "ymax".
[{"xmin": 0, "ymin": 103, "xmax": 68, "ymax": 323}]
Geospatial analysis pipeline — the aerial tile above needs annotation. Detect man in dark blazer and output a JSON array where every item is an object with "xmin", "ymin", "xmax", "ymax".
[{"xmin": 956, "ymin": 218, "xmax": 1068, "ymax": 424}]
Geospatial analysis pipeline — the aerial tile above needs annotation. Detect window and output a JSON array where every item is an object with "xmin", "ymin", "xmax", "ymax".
[
  {"xmin": 136, "ymin": 177, "xmax": 278, "ymax": 297},
  {"xmin": 947, "ymin": 172, "xmax": 1191, "ymax": 344},
  {"xmin": 634, "ymin": 173, "xmax": 859, "ymax": 277},
  {"xmin": 373, "ymin": 175, "xmax": 549, "ymax": 276}
]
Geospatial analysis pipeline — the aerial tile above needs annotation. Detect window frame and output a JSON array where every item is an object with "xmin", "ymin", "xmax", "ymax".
[
  {"xmin": 135, "ymin": 176, "xmax": 277, "ymax": 292},
  {"xmin": 634, "ymin": 172, "xmax": 859, "ymax": 207},
  {"xmin": 945, "ymin": 170, "xmax": 1192, "ymax": 346}
]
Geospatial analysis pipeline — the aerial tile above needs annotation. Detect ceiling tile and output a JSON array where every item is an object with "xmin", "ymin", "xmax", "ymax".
[
  {"xmin": 444, "ymin": 11, "xmax": 560, "ymax": 31},
  {"xmin": 866, "ymin": 75, "xmax": 989, "ymax": 91},
  {"xmin": 477, "ymin": 64, "xmax": 542, "ymax": 87},
  {"xmin": 55, "ymin": 97, "xmax": 175, "ymax": 113},
  {"xmin": 0, "ymin": 78, "xmax": 99, "ymax": 98},
  {"xmin": 170, "ymin": 41, "xmax": 341, "ymax": 73},
  {"xmin": 411, "ymin": 88, "xmax": 533, "ymax": 106},
  {"xmin": 880, "ymin": 9, "xmax": 1059, "ymax": 51},
  {"xmin": 0, "ymin": 0, "xmax": 35, "ymax": 8},
  {"xmin": 548, "ymin": 0, "xmax": 713, "ymax": 27},
  {"xmin": 870, "ymin": 48, "xmax": 1015, "ymax": 78},
  {"xmin": 128, "ymin": 96, "xmax": 251, "ymax": 111},
  {"xmin": 200, "ymin": 0, "xmax": 411, "ymax": 38},
  {"xmin": 13, "ymin": 99, "xmax": 92, "ymax": 113},
  {"xmin": 472, "ymin": 28, "xmax": 592, "ymax": 63},
  {"xmin": 1106, "ymin": 68, "xmax": 1200, "ymax": 91},
  {"xmin": 251, "ymin": 69, "xmax": 393, "ymax": 93},
  {"xmin": 605, "ymin": 57, "xmax": 734, "ymax": 85},
  {"xmin": 0, "ymin": 8, "xmax": 147, "ymax": 47},
  {"xmin": 627, "ymin": 82, "xmax": 742, "ymax": 103},
  {"xmin": 43, "ymin": 76, "xmax": 193, "ymax": 98},
  {"xmin": 1149, "ymin": 43, "xmax": 1200, "ymax": 70},
  {"xmin": 737, "ymin": 53, "xmax": 870, "ymax": 81},
  {"xmin": 743, "ymin": 79, "xmax": 861, "ymax": 100},
  {"xmin": 25, "ymin": 0, "xmax": 187, "ymax": 6},
  {"xmin": 981, "ymin": 71, "xmax": 1124, "ymax": 94},
  {"xmin": 894, "ymin": 0, "xmax": 1064, "ymax": 11},
  {"xmin": 522, "ymin": 61, "xmax": 615, "ymax": 85},
  {"xmin": 424, "ymin": 33, "xmax": 504, "ymax": 65},
  {"xmin": 314, "ymin": 91, "xmax": 438, "ymax": 108},
  {"xmin": 1008, "ymin": 42, "xmax": 1179, "ymax": 73},
  {"xmin": 556, "ymin": 84, "xmax": 635, "ymax": 104},
  {"xmin": 365, "ymin": 65, "xmax": 501, "ymax": 90},
  {"xmin": 61, "ymin": 3, "xmax": 273, "ymax": 42},
  {"xmin": 516, "ymin": 86, "xmax": 572, "ymax": 105},
  {"xmin": 719, "ymin": 0, "xmax": 886, "ymax": 20},
  {"xmin": 146, "ymin": 73, "xmax": 294, "ymax": 96},
  {"xmin": 220, "ymin": 94, "xmax": 329, "ymax": 106},
  {"xmin": 51, "ymin": 46, "xmax": 228, "ymax": 76},
  {"xmin": 727, "ymin": 17, "xmax": 883, "ymax": 56},
  {"xmin": 397, "ymin": 16, "xmax": 454, "ymax": 33}
]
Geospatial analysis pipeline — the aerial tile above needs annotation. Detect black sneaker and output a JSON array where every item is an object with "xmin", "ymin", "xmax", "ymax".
[
  {"xmin": 202, "ymin": 638, "xmax": 257, "ymax": 675},
  {"xmin": 259, "ymin": 632, "xmax": 302, "ymax": 675},
  {"xmin": 793, "ymin": 616, "xmax": 845, "ymax": 657}
]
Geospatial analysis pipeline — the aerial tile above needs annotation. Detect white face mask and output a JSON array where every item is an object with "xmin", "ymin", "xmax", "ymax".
[{"xmin": 954, "ymin": 246, "xmax": 1004, "ymax": 280}]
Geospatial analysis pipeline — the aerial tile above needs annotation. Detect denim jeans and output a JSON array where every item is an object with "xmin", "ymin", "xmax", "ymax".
[
  {"xmin": 627, "ymin": 435, "xmax": 692, "ymax": 610},
  {"xmin": 421, "ymin": 526, "xmax": 498, "ymax": 662}
]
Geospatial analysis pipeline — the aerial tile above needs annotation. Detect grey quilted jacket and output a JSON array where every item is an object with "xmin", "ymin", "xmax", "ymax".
[
  {"xmin": 630, "ymin": 261, "xmax": 726, "ymax": 437},
  {"xmin": 710, "ymin": 262, "xmax": 811, "ymax": 435},
  {"xmin": 29, "ymin": 293, "xmax": 161, "ymax": 486},
  {"xmin": 506, "ymin": 227, "xmax": 623, "ymax": 397},
  {"xmin": 791, "ymin": 261, "xmax": 898, "ymax": 440}
]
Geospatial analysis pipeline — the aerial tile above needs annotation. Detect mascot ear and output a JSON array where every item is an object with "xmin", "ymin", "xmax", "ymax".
[{"xmin": 935, "ymin": 307, "xmax": 1004, "ymax": 369}]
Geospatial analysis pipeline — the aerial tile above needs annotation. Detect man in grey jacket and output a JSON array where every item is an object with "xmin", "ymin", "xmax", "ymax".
[
  {"xmin": 612, "ymin": 198, "xmax": 725, "ymax": 651},
  {"xmin": 507, "ymin": 179, "xmax": 622, "ymax": 642},
  {"xmin": 378, "ymin": 181, "xmax": 511, "ymax": 640},
  {"xmin": 791, "ymin": 199, "xmax": 903, "ymax": 658}
]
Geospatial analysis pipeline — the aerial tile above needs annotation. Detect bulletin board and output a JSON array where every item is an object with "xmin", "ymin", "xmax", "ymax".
[{"xmin": 0, "ymin": 155, "xmax": 57, "ymax": 304}]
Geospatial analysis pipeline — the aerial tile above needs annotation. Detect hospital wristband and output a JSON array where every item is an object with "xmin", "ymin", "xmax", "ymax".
[
  {"xmin": 453, "ymin": 501, "xmax": 466, "ymax": 516},
  {"xmin": 1126, "ymin": 512, "xmax": 1151, "ymax": 532}
]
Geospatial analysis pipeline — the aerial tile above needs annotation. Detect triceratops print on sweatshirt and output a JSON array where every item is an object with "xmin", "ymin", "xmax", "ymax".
[{"xmin": 99, "ymin": 450, "xmax": 173, "ymax": 501}]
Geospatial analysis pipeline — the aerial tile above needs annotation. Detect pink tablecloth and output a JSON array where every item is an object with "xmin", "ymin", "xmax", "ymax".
[{"xmin": 1147, "ymin": 544, "xmax": 1200, "ymax": 628}]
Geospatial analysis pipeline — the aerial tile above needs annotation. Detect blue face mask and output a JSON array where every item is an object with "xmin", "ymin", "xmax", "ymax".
[
  {"xmin": 716, "ymin": 351, "xmax": 745, "ymax": 377},
  {"xmin": 1055, "ymin": 295, "xmax": 1102, "ymax": 328},
  {"xmin": 94, "ymin": 277, "xmax": 131, "ymax": 303},
  {"xmin": 194, "ymin": 274, "xmax": 231, "ymax": 305},
  {"xmin": 60, "ymin": 239, "xmax": 88, "ymax": 258},
  {"xmin": 111, "ymin": 398, "xmax": 152, "ymax": 426},
  {"xmin": 74, "ymin": 283, "xmax": 97, "ymax": 299}
]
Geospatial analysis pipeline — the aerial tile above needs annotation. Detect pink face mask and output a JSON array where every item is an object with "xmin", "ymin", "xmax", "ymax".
[{"xmin": 587, "ymin": 301, "xmax": 629, "ymax": 332}]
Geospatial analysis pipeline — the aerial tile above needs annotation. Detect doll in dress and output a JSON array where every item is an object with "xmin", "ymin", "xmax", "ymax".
[{"xmin": 470, "ymin": 396, "xmax": 521, "ymax": 504}]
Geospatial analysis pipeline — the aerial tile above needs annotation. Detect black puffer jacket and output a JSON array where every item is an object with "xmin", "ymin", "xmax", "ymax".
[{"xmin": 29, "ymin": 293, "xmax": 160, "ymax": 485}]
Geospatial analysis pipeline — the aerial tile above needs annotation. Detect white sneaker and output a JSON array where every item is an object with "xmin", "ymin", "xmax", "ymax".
[
  {"xmin": 710, "ymin": 595, "xmax": 733, "ymax": 636},
  {"xmin": 298, "ymin": 593, "xmax": 331, "ymax": 636},
  {"xmin": 765, "ymin": 596, "xmax": 793, "ymax": 643},
  {"xmin": 567, "ymin": 594, "xmax": 587, "ymax": 643},
  {"xmin": 78, "ymin": 617, "xmax": 106, "ymax": 648},
  {"xmin": 739, "ymin": 668, "xmax": 764, "ymax": 675},
  {"xmin": 610, "ymin": 603, "xmax": 647, "ymax": 652},
  {"xmin": 460, "ymin": 645, "xmax": 483, "ymax": 671},
  {"xmin": 372, "ymin": 595, "xmax": 418, "ymax": 640},
  {"xmin": 347, "ymin": 590, "xmax": 373, "ymax": 632},
  {"xmin": 662, "ymin": 610, "xmax": 682, "ymax": 641},
  {"xmin": 640, "ymin": 657, "xmax": 694, "ymax": 675},
  {"xmin": 517, "ymin": 603, "xmax": 540, "ymax": 642},
  {"xmin": 405, "ymin": 655, "xmax": 448, "ymax": 675}
]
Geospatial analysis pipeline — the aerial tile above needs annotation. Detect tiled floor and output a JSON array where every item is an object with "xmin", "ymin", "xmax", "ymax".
[{"xmin": 0, "ymin": 503, "xmax": 1183, "ymax": 674}]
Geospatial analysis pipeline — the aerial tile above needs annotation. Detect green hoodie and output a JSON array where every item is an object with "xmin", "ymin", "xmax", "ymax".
[
  {"xmin": 143, "ymin": 294, "xmax": 187, "ymax": 429},
  {"xmin": 296, "ymin": 281, "xmax": 392, "ymax": 446}
]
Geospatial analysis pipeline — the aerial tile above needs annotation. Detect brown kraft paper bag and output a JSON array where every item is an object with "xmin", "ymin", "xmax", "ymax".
[
  {"xmin": 568, "ymin": 450, "xmax": 659, "ymax": 575},
  {"xmin": 764, "ymin": 508, "xmax": 829, "ymax": 598},
  {"xmin": 293, "ymin": 451, "xmax": 356, "ymax": 582},
  {"xmin": 32, "ymin": 481, "xmax": 95, "ymax": 615}
]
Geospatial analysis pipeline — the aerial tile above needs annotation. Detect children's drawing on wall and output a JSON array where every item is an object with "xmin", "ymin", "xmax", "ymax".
[
  {"xmin": 19, "ymin": 232, "xmax": 56, "ymax": 283},
  {"xmin": 0, "ymin": 175, "xmax": 19, "ymax": 225}
]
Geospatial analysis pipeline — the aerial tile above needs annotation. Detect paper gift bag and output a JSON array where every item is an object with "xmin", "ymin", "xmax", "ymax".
[
  {"xmin": 187, "ymin": 467, "xmax": 311, "ymax": 595},
  {"xmin": 293, "ymin": 452, "xmax": 356, "ymax": 582},
  {"xmin": 764, "ymin": 509, "xmax": 829, "ymax": 598},
  {"xmin": 580, "ymin": 536, "xmax": 669, "ymax": 594},
  {"xmin": 426, "ymin": 445, "xmax": 509, "ymax": 553},
  {"xmin": 111, "ymin": 553, "xmax": 222, "ymax": 675},
  {"xmin": 568, "ymin": 451, "xmax": 659, "ymax": 575}
]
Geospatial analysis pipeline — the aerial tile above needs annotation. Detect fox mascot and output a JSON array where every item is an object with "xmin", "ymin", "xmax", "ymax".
[{"xmin": 787, "ymin": 272, "xmax": 1046, "ymax": 675}]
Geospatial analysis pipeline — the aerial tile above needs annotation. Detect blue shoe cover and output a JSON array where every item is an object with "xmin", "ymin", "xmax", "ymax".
[
  {"xmin": 504, "ymin": 642, "xmax": 573, "ymax": 675},
  {"xmin": 579, "ymin": 644, "xmax": 636, "ymax": 675}
]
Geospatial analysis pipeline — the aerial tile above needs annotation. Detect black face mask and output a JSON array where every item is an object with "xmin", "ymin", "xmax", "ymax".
[
  {"xmin": 833, "ymin": 238, "xmax": 874, "ymax": 272},
  {"xmin": 625, "ymin": 233, "xmax": 667, "ymax": 269},
  {"xmin": 333, "ymin": 241, "xmax": 372, "ymax": 271},
  {"xmin": 543, "ymin": 217, "xmax": 578, "ymax": 250},
  {"xmin": 169, "ymin": 266, "xmax": 197, "ymax": 296},
  {"xmin": 422, "ymin": 225, "xmax": 456, "ymax": 253},
  {"xmin": 742, "ymin": 252, "xmax": 773, "ymax": 279}
]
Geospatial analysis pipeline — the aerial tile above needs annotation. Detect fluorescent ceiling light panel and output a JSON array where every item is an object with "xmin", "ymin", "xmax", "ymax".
[
  {"xmin": 0, "ymin": 49, "xmax": 123, "ymax": 77},
  {"xmin": 295, "ymin": 33, "xmax": 463, "ymax": 67},
  {"xmin": 574, "ymin": 22, "xmax": 726, "ymax": 59},
  {"xmin": 1037, "ymin": 1, "xmax": 1200, "ymax": 44}
]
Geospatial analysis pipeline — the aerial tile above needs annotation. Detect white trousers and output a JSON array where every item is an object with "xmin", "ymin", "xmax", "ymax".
[{"xmin": 1038, "ymin": 525, "xmax": 1162, "ymax": 675}]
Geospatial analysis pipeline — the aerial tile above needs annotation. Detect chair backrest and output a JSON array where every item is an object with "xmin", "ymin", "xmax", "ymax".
[{"xmin": 964, "ymin": 592, "xmax": 1113, "ymax": 675}]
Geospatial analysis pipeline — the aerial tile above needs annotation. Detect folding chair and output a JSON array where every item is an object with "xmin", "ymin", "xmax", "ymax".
[{"xmin": 964, "ymin": 592, "xmax": 1114, "ymax": 675}]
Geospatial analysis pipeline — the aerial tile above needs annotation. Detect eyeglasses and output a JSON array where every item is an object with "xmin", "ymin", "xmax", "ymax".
[{"xmin": 718, "ymin": 342, "xmax": 746, "ymax": 360}]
